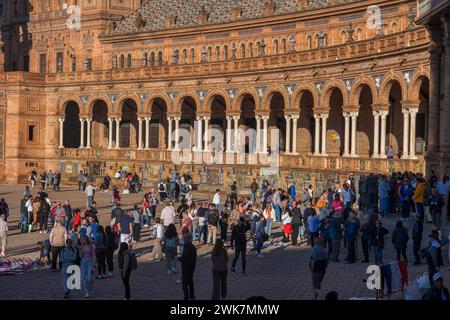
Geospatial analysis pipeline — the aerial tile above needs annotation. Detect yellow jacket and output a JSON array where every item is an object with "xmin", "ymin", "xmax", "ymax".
[{"xmin": 413, "ymin": 182, "xmax": 425, "ymax": 204}]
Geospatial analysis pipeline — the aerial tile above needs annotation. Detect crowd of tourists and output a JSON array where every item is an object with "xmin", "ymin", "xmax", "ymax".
[{"xmin": 1, "ymin": 168, "xmax": 449, "ymax": 301}]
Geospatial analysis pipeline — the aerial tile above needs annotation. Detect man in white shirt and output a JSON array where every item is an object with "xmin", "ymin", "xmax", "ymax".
[
  {"xmin": 85, "ymin": 182, "xmax": 95, "ymax": 208},
  {"xmin": 213, "ymin": 189, "xmax": 221, "ymax": 211},
  {"xmin": 160, "ymin": 201, "xmax": 176, "ymax": 227},
  {"xmin": 149, "ymin": 217, "xmax": 164, "ymax": 261},
  {"xmin": 0, "ymin": 214, "xmax": 8, "ymax": 257}
]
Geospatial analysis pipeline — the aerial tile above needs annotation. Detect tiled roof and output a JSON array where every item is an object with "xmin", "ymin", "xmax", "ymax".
[{"xmin": 110, "ymin": 0, "xmax": 363, "ymax": 35}]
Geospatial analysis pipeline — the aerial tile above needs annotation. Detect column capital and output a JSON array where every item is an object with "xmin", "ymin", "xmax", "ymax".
[
  {"xmin": 409, "ymin": 108, "xmax": 419, "ymax": 115},
  {"xmin": 232, "ymin": 115, "xmax": 240, "ymax": 121},
  {"xmin": 343, "ymin": 112, "xmax": 351, "ymax": 119},
  {"xmin": 350, "ymin": 111, "xmax": 359, "ymax": 118},
  {"xmin": 401, "ymin": 100, "xmax": 420, "ymax": 109},
  {"xmin": 116, "ymin": 117, "xmax": 122, "ymax": 122},
  {"xmin": 59, "ymin": 117, "xmax": 64, "ymax": 122},
  {"xmin": 402, "ymin": 108, "xmax": 410, "ymax": 116},
  {"xmin": 285, "ymin": 114, "xmax": 292, "ymax": 120},
  {"xmin": 313, "ymin": 113, "xmax": 321, "ymax": 120},
  {"xmin": 320, "ymin": 113, "xmax": 329, "ymax": 120},
  {"xmin": 372, "ymin": 110, "xmax": 381, "ymax": 118},
  {"xmin": 379, "ymin": 110, "xmax": 389, "ymax": 117}
]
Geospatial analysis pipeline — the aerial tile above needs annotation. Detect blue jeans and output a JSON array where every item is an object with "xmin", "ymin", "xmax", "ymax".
[
  {"xmin": 415, "ymin": 203, "xmax": 424, "ymax": 220},
  {"xmin": 81, "ymin": 258, "xmax": 93, "ymax": 295},
  {"xmin": 372, "ymin": 246, "xmax": 383, "ymax": 265},
  {"xmin": 87, "ymin": 196, "xmax": 94, "ymax": 208},
  {"xmin": 141, "ymin": 213, "xmax": 151, "ymax": 227},
  {"xmin": 274, "ymin": 205, "xmax": 281, "ymax": 221},
  {"xmin": 380, "ymin": 197, "xmax": 389, "ymax": 217},
  {"xmin": 254, "ymin": 237, "xmax": 264, "ymax": 254},
  {"xmin": 265, "ymin": 219, "xmax": 273, "ymax": 237},
  {"xmin": 192, "ymin": 222, "xmax": 199, "ymax": 241},
  {"xmin": 251, "ymin": 192, "xmax": 257, "ymax": 203},
  {"xmin": 199, "ymin": 224, "xmax": 208, "ymax": 243}
]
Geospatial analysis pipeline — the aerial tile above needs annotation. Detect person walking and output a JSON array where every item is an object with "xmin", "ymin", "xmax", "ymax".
[
  {"xmin": 60, "ymin": 238, "xmax": 77, "ymax": 299},
  {"xmin": 79, "ymin": 235, "xmax": 95, "ymax": 298},
  {"xmin": 94, "ymin": 225, "xmax": 107, "ymax": 279},
  {"xmin": 310, "ymin": 237, "xmax": 329, "ymax": 300},
  {"xmin": 213, "ymin": 189, "xmax": 221, "ymax": 211},
  {"xmin": 344, "ymin": 211, "xmax": 359, "ymax": 264},
  {"xmin": 162, "ymin": 223, "xmax": 179, "ymax": 274},
  {"xmin": 118, "ymin": 210, "xmax": 134, "ymax": 244},
  {"xmin": 399, "ymin": 178, "xmax": 414, "ymax": 220},
  {"xmin": 211, "ymin": 238, "xmax": 228, "ymax": 300},
  {"xmin": 38, "ymin": 197, "xmax": 50, "ymax": 234},
  {"xmin": 105, "ymin": 225, "xmax": 118, "ymax": 277},
  {"xmin": 161, "ymin": 201, "xmax": 176, "ymax": 227},
  {"xmin": 413, "ymin": 178, "xmax": 426, "ymax": 220},
  {"xmin": 307, "ymin": 205, "xmax": 320, "ymax": 247},
  {"xmin": 412, "ymin": 214, "xmax": 424, "ymax": 265},
  {"xmin": 391, "ymin": 220, "xmax": 409, "ymax": 263},
  {"xmin": 262, "ymin": 200, "xmax": 275, "ymax": 238},
  {"xmin": 131, "ymin": 205, "xmax": 141, "ymax": 242},
  {"xmin": 329, "ymin": 211, "xmax": 343, "ymax": 262},
  {"xmin": 178, "ymin": 233, "xmax": 197, "ymax": 300},
  {"xmin": 85, "ymin": 182, "xmax": 95, "ymax": 209},
  {"xmin": 49, "ymin": 219, "xmax": 67, "ymax": 272},
  {"xmin": 427, "ymin": 187, "xmax": 445, "ymax": 228},
  {"xmin": 378, "ymin": 175, "xmax": 391, "ymax": 217},
  {"xmin": 360, "ymin": 220, "xmax": 373, "ymax": 263},
  {"xmin": 369, "ymin": 220, "xmax": 389, "ymax": 265},
  {"xmin": 250, "ymin": 179, "xmax": 259, "ymax": 204},
  {"xmin": 149, "ymin": 217, "xmax": 165, "ymax": 261},
  {"xmin": 118, "ymin": 242, "xmax": 134, "ymax": 300},
  {"xmin": 291, "ymin": 202, "xmax": 303, "ymax": 245},
  {"xmin": 230, "ymin": 216, "xmax": 251, "ymax": 274},
  {"xmin": 0, "ymin": 214, "xmax": 8, "ymax": 257}
]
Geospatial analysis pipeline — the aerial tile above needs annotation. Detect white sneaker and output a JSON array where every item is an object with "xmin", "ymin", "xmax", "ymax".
[
  {"xmin": 39, "ymin": 231, "xmax": 42, "ymax": 234},
  {"xmin": 144, "ymin": 224, "xmax": 149, "ymax": 228},
  {"xmin": 43, "ymin": 230, "xmax": 47, "ymax": 234},
  {"xmin": 0, "ymin": 252, "xmax": 5, "ymax": 257},
  {"xmin": 257, "ymin": 254, "xmax": 264, "ymax": 258},
  {"xmin": 166, "ymin": 270, "xmax": 172, "ymax": 275}
]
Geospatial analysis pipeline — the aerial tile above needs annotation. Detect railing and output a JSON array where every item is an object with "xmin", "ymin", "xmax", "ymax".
[
  {"xmin": 59, "ymin": 148, "xmax": 425, "ymax": 175},
  {"xmin": 41, "ymin": 28, "xmax": 429, "ymax": 84}
]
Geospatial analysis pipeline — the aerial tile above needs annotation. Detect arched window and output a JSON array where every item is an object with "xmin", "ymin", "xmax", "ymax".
[
  {"xmin": 190, "ymin": 48, "xmax": 195, "ymax": 63},
  {"xmin": 183, "ymin": 49, "xmax": 188, "ymax": 64},
  {"xmin": 142, "ymin": 52, "xmax": 148, "ymax": 66},
  {"xmin": 240, "ymin": 44, "xmax": 245, "ymax": 59},
  {"xmin": 215, "ymin": 46, "xmax": 220, "ymax": 62},
  {"xmin": 150, "ymin": 52, "xmax": 155, "ymax": 66},
  {"xmin": 127, "ymin": 53, "xmax": 132, "ymax": 68},
  {"xmin": 120, "ymin": 54, "xmax": 125, "ymax": 68},
  {"xmin": 274, "ymin": 40, "xmax": 279, "ymax": 55},
  {"xmin": 281, "ymin": 39, "xmax": 286, "ymax": 54},
  {"xmin": 208, "ymin": 47, "xmax": 212, "ymax": 62},
  {"xmin": 307, "ymin": 36, "xmax": 312, "ymax": 50},
  {"xmin": 158, "ymin": 51, "xmax": 163, "ymax": 66},
  {"xmin": 341, "ymin": 31, "xmax": 346, "ymax": 44},
  {"xmin": 223, "ymin": 45, "xmax": 228, "ymax": 61},
  {"xmin": 249, "ymin": 43, "xmax": 253, "ymax": 58}
]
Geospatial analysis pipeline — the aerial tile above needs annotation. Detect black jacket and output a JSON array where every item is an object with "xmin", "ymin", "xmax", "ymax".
[
  {"xmin": 230, "ymin": 222, "xmax": 251, "ymax": 249},
  {"xmin": 391, "ymin": 227, "xmax": 409, "ymax": 249},
  {"xmin": 422, "ymin": 286, "xmax": 450, "ymax": 301},
  {"xmin": 179, "ymin": 242, "xmax": 197, "ymax": 274},
  {"xmin": 369, "ymin": 227, "xmax": 389, "ymax": 248},
  {"xmin": 360, "ymin": 222, "xmax": 372, "ymax": 240},
  {"xmin": 291, "ymin": 207, "xmax": 303, "ymax": 225},
  {"xmin": 412, "ymin": 220, "xmax": 423, "ymax": 240}
]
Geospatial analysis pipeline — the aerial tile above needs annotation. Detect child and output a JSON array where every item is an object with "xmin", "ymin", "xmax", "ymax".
[{"xmin": 37, "ymin": 240, "xmax": 51, "ymax": 266}]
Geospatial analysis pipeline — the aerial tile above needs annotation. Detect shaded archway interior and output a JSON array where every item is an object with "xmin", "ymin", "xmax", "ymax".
[{"xmin": 63, "ymin": 101, "xmax": 81, "ymax": 148}]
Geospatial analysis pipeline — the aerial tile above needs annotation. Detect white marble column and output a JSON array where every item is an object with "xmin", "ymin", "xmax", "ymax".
[
  {"xmin": 379, "ymin": 111, "xmax": 388, "ymax": 158},
  {"xmin": 137, "ymin": 117, "xmax": 143, "ymax": 150},
  {"xmin": 58, "ymin": 118, "xmax": 64, "ymax": 148},
  {"xmin": 285, "ymin": 115, "xmax": 291, "ymax": 154},
  {"xmin": 107, "ymin": 118, "xmax": 113, "ymax": 149},
  {"xmin": 409, "ymin": 108, "xmax": 418, "ymax": 159},
  {"xmin": 174, "ymin": 117, "xmax": 180, "ymax": 150},
  {"xmin": 343, "ymin": 112, "xmax": 351, "ymax": 157},
  {"xmin": 85, "ymin": 118, "xmax": 92, "ymax": 149},
  {"xmin": 255, "ymin": 116, "xmax": 261, "ymax": 153},
  {"xmin": 233, "ymin": 116, "xmax": 239, "ymax": 153},
  {"xmin": 196, "ymin": 116, "xmax": 203, "ymax": 151},
  {"xmin": 80, "ymin": 118, "xmax": 85, "ymax": 148},
  {"xmin": 115, "ymin": 118, "xmax": 121, "ymax": 149},
  {"xmin": 372, "ymin": 111, "xmax": 380, "ymax": 158},
  {"xmin": 321, "ymin": 114, "xmax": 328, "ymax": 156},
  {"xmin": 204, "ymin": 116, "xmax": 210, "ymax": 151},
  {"xmin": 226, "ymin": 116, "xmax": 232, "ymax": 152},
  {"xmin": 144, "ymin": 117, "xmax": 150, "ymax": 149},
  {"xmin": 292, "ymin": 116, "xmax": 298, "ymax": 155},
  {"xmin": 350, "ymin": 111, "xmax": 358, "ymax": 157},
  {"xmin": 262, "ymin": 116, "xmax": 269, "ymax": 154},
  {"xmin": 314, "ymin": 114, "xmax": 321, "ymax": 156},
  {"xmin": 402, "ymin": 109, "xmax": 410, "ymax": 159},
  {"xmin": 167, "ymin": 117, "xmax": 173, "ymax": 150}
]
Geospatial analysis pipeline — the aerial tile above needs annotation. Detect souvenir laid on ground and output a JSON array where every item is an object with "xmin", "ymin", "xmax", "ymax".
[{"xmin": 0, "ymin": 257, "xmax": 37, "ymax": 275}]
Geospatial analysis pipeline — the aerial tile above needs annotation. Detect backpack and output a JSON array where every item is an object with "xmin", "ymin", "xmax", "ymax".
[
  {"xmin": 159, "ymin": 183, "xmax": 165, "ymax": 191},
  {"xmin": 209, "ymin": 213, "xmax": 219, "ymax": 225}
]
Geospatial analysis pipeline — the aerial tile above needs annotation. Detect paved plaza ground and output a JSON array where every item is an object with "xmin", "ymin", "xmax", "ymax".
[{"xmin": 0, "ymin": 183, "xmax": 449, "ymax": 300}]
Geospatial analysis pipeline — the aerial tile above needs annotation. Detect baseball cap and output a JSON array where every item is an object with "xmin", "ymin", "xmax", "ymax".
[{"xmin": 432, "ymin": 273, "xmax": 443, "ymax": 282}]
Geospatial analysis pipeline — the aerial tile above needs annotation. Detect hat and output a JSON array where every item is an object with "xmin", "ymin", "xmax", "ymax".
[{"xmin": 432, "ymin": 273, "xmax": 443, "ymax": 282}]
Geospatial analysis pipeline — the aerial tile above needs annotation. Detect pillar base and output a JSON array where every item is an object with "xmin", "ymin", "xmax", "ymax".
[
  {"xmin": 401, "ymin": 155, "xmax": 410, "ymax": 160},
  {"xmin": 343, "ymin": 153, "xmax": 350, "ymax": 157},
  {"xmin": 350, "ymin": 154, "xmax": 358, "ymax": 158},
  {"xmin": 320, "ymin": 153, "xmax": 328, "ymax": 157},
  {"xmin": 58, "ymin": 146, "xmax": 64, "ymax": 149},
  {"xmin": 372, "ymin": 154, "xmax": 380, "ymax": 159},
  {"xmin": 409, "ymin": 155, "xmax": 417, "ymax": 160}
]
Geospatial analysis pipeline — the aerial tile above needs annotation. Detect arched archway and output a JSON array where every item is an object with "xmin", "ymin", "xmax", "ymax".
[
  {"xmin": 120, "ymin": 99, "xmax": 138, "ymax": 148},
  {"xmin": 268, "ymin": 92, "xmax": 286, "ymax": 152},
  {"xmin": 180, "ymin": 96, "xmax": 197, "ymax": 149},
  {"xmin": 356, "ymin": 85, "xmax": 374, "ymax": 156},
  {"xmin": 327, "ymin": 88, "xmax": 345, "ymax": 155},
  {"xmin": 386, "ymin": 81, "xmax": 403, "ymax": 157},
  {"xmin": 91, "ymin": 100, "xmax": 108, "ymax": 148},
  {"xmin": 210, "ymin": 95, "xmax": 227, "ymax": 152},
  {"xmin": 416, "ymin": 76, "xmax": 429, "ymax": 156},
  {"xmin": 239, "ymin": 94, "xmax": 256, "ymax": 153},
  {"xmin": 150, "ymin": 99, "xmax": 168, "ymax": 149},
  {"xmin": 298, "ymin": 90, "xmax": 315, "ymax": 154},
  {"xmin": 63, "ymin": 101, "xmax": 81, "ymax": 148}
]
